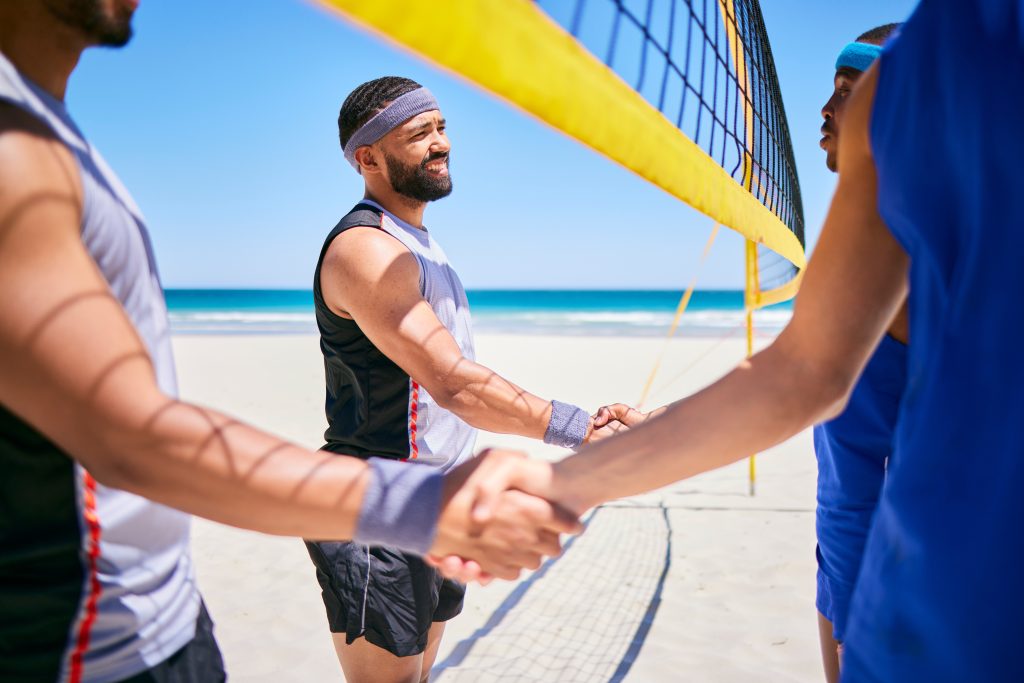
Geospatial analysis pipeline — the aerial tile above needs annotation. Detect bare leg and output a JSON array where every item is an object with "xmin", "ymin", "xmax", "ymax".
[
  {"xmin": 419, "ymin": 623, "xmax": 446, "ymax": 683},
  {"xmin": 332, "ymin": 623, "xmax": 447, "ymax": 683},
  {"xmin": 333, "ymin": 634, "xmax": 424, "ymax": 683},
  {"xmin": 817, "ymin": 611, "xmax": 841, "ymax": 683}
]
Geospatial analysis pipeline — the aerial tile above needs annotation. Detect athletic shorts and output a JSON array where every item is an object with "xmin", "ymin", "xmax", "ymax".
[
  {"xmin": 304, "ymin": 540, "xmax": 465, "ymax": 657},
  {"xmin": 117, "ymin": 601, "xmax": 225, "ymax": 683},
  {"xmin": 813, "ymin": 333, "xmax": 906, "ymax": 642}
]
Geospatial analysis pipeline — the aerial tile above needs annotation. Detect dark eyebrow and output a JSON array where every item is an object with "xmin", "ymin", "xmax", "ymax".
[{"xmin": 834, "ymin": 68, "xmax": 861, "ymax": 85}]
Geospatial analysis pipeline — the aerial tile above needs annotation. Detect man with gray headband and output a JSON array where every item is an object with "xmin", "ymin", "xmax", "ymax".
[{"xmin": 306, "ymin": 76, "xmax": 622, "ymax": 681}]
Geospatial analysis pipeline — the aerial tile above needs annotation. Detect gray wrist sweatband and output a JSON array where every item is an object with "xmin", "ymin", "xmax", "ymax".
[
  {"xmin": 543, "ymin": 400, "xmax": 590, "ymax": 450},
  {"xmin": 354, "ymin": 458, "xmax": 443, "ymax": 555}
]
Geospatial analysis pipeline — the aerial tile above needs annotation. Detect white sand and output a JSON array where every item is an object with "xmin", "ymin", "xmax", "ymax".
[{"xmin": 174, "ymin": 333, "xmax": 821, "ymax": 682}]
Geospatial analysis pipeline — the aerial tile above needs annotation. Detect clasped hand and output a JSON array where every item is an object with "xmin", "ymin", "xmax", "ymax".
[
  {"xmin": 586, "ymin": 402, "xmax": 649, "ymax": 443},
  {"xmin": 429, "ymin": 403, "xmax": 649, "ymax": 583}
]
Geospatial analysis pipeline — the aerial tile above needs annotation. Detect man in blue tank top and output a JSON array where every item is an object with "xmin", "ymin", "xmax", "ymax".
[
  {"xmin": 814, "ymin": 23, "xmax": 906, "ymax": 682},
  {"xmin": 840, "ymin": 2, "xmax": 1024, "ymax": 678},
  {"xmin": 521, "ymin": 1, "xmax": 1024, "ymax": 679},
  {"xmin": 0, "ymin": 3, "xmax": 580, "ymax": 680},
  {"xmin": 309, "ymin": 76, "xmax": 623, "ymax": 683}
]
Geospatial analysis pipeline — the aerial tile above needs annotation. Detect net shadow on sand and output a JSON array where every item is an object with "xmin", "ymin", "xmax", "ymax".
[{"xmin": 432, "ymin": 504, "xmax": 672, "ymax": 683}]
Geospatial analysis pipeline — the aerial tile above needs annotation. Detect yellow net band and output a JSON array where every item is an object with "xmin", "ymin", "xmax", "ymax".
[{"xmin": 316, "ymin": 0, "xmax": 807, "ymax": 277}]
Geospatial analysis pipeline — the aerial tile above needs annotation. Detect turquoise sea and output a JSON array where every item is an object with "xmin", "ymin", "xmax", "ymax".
[{"xmin": 164, "ymin": 289, "xmax": 793, "ymax": 337}]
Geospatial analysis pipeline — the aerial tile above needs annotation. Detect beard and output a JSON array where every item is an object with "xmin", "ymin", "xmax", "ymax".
[
  {"xmin": 45, "ymin": 0, "xmax": 135, "ymax": 47},
  {"xmin": 384, "ymin": 151, "xmax": 453, "ymax": 203}
]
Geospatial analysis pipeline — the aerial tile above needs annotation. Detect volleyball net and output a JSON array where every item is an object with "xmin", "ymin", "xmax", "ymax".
[{"xmin": 314, "ymin": 0, "xmax": 806, "ymax": 305}]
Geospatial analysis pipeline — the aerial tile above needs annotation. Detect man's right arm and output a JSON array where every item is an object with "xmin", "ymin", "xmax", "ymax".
[
  {"xmin": 0, "ymin": 109, "xmax": 577, "ymax": 578},
  {"xmin": 319, "ymin": 227, "xmax": 593, "ymax": 444}
]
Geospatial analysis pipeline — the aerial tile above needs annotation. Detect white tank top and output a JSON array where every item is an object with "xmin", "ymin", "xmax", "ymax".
[
  {"xmin": 0, "ymin": 52, "xmax": 200, "ymax": 682},
  {"xmin": 363, "ymin": 199, "xmax": 478, "ymax": 471}
]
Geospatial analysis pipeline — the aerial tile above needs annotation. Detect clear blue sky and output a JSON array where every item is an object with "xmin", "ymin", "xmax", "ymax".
[{"xmin": 67, "ymin": 0, "xmax": 918, "ymax": 289}]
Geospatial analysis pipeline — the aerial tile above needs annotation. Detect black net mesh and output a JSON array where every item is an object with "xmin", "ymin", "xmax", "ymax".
[
  {"xmin": 432, "ymin": 505, "xmax": 672, "ymax": 683},
  {"xmin": 536, "ymin": 0, "xmax": 805, "ymax": 293}
]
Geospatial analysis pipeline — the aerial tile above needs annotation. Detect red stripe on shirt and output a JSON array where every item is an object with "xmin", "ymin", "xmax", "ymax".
[
  {"xmin": 69, "ymin": 471, "xmax": 103, "ymax": 683},
  {"xmin": 409, "ymin": 380, "xmax": 420, "ymax": 459}
]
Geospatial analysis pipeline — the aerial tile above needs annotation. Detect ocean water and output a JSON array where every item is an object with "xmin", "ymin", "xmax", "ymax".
[{"xmin": 164, "ymin": 289, "xmax": 793, "ymax": 337}]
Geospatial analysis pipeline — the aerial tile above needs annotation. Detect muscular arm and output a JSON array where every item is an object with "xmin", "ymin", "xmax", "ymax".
[
  {"xmin": 548, "ymin": 65, "xmax": 909, "ymax": 512},
  {"xmin": 0, "ymin": 108, "xmax": 576, "ymax": 576},
  {"xmin": 0, "ymin": 112, "xmax": 372, "ymax": 538},
  {"xmin": 320, "ymin": 226, "xmax": 572, "ymax": 440}
]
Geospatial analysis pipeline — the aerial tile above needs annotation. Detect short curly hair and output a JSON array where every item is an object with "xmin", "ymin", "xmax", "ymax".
[
  {"xmin": 856, "ymin": 23, "xmax": 901, "ymax": 46},
  {"xmin": 337, "ymin": 76, "xmax": 422, "ymax": 150}
]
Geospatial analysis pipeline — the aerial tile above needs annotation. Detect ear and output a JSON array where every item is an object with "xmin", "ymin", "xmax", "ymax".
[{"xmin": 355, "ymin": 145, "xmax": 383, "ymax": 176}]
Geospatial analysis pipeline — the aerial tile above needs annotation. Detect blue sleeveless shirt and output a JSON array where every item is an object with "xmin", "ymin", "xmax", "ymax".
[
  {"xmin": 843, "ymin": 1, "xmax": 1024, "ymax": 680},
  {"xmin": 814, "ymin": 333, "xmax": 906, "ymax": 643}
]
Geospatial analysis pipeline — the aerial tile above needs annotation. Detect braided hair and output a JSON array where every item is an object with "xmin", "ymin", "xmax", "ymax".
[{"xmin": 338, "ymin": 76, "xmax": 423, "ymax": 150}]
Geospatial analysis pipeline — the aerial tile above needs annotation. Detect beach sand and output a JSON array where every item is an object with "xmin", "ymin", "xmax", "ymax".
[{"xmin": 174, "ymin": 333, "xmax": 820, "ymax": 682}]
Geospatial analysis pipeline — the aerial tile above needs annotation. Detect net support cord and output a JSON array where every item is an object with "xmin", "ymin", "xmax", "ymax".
[{"xmin": 636, "ymin": 223, "xmax": 720, "ymax": 410}]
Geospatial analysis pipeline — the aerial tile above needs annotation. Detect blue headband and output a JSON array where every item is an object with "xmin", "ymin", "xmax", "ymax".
[
  {"xmin": 343, "ymin": 87, "xmax": 440, "ymax": 170},
  {"xmin": 835, "ymin": 42, "xmax": 883, "ymax": 72}
]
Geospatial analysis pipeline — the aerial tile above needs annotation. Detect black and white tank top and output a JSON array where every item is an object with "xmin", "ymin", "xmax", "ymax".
[{"xmin": 313, "ymin": 200, "xmax": 477, "ymax": 472}]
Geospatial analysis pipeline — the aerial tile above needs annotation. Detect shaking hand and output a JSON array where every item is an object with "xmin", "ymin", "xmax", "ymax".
[
  {"xmin": 586, "ymin": 403, "xmax": 650, "ymax": 443},
  {"xmin": 429, "ymin": 448, "xmax": 582, "ymax": 583}
]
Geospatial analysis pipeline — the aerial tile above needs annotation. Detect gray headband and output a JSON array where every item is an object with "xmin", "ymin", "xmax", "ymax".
[{"xmin": 343, "ymin": 87, "xmax": 440, "ymax": 170}]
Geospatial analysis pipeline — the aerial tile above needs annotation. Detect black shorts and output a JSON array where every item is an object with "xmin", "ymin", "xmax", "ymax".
[
  {"xmin": 304, "ymin": 540, "xmax": 465, "ymax": 657},
  {"xmin": 117, "ymin": 601, "xmax": 225, "ymax": 683}
]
